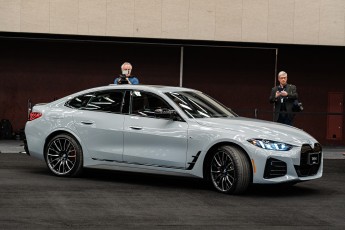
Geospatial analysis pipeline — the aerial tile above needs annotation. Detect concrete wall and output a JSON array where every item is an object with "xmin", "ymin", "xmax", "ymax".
[{"xmin": 0, "ymin": 0, "xmax": 344, "ymax": 46}]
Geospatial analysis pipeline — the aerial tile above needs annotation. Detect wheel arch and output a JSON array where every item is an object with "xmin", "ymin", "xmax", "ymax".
[
  {"xmin": 44, "ymin": 129, "xmax": 83, "ymax": 155},
  {"xmin": 203, "ymin": 141, "xmax": 253, "ymax": 182},
  {"xmin": 43, "ymin": 129, "xmax": 84, "ymax": 177}
]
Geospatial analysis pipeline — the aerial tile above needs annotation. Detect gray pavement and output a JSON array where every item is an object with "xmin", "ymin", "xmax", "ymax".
[
  {"xmin": 1, "ymin": 139, "xmax": 345, "ymax": 229},
  {"xmin": 1, "ymin": 139, "xmax": 344, "ymax": 159},
  {"xmin": 0, "ymin": 140, "xmax": 26, "ymax": 154},
  {"xmin": 1, "ymin": 150, "xmax": 345, "ymax": 229}
]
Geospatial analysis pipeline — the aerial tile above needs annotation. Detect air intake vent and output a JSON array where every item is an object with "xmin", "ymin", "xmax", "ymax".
[
  {"xmin": 264, "ymin": 158, "xmax": 287, "ymax": 179},
  {"xmin": 294, "ymin": 143, "xmax": 322, "ymax": 177},
  {"xmin": 186, "ymin": 151, "xmax": 201, "ymax": 170}
]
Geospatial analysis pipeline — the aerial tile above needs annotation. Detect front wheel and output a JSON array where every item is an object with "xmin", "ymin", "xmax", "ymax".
[
  {"xmin": 45, "ymin": 134, "xmax": 83, "ymax": 177},
  {"xmin": 206, "ymin": 145, "xmax": 251, "ymax": 194}
]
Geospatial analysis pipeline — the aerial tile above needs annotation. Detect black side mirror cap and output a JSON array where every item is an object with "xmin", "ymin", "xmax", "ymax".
[{"xmin": 154, "ymin": 108, "xmax": 178, "ymax": 120}]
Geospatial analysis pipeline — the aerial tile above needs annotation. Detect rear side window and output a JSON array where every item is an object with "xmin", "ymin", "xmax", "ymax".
[
  {"xmin": 65, "ymin": 93, "xmax": 94, "ymax": 109},
  {"xmin": 84, "ymin": 91, "xmax": 124, "ymax": 113},
  {"xmin": 65, "ymin": 90, "xmax": 125, "ymax": 113}
]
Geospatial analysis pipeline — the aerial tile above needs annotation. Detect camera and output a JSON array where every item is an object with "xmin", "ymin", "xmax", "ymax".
[
  {"xmin": 118, "ymin": 74, "xmax": 129, "ymax": 84},
  {"xmin": 293, "ymin": 100, "xmax": 304, "ymax": 112}
]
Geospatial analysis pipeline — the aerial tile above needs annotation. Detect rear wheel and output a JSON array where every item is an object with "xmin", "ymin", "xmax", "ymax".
[
  {"xmin": 206, "ymin": 145, "xmax": 251, "ymax": 194},
  {"xmin": 45, "ymin": 134, "xmax": 83, "ymax": 177}
]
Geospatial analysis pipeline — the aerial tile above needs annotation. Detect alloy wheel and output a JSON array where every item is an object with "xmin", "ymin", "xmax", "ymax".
[
  {"xmin": 210, "ymin": 150, "xmax": 236, "ymax": 192},
  {"xmin": 46, "ymin": 137, "xmax": 77, "ymax": 176}
]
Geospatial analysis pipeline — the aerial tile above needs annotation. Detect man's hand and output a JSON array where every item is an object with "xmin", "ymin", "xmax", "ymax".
[
  {"xmin": 275, "ymin": 91, "xmax": 281, "ymax": 98},
  {"xmin": 280, "ymin": 90, "xmax": 288, "ymax": 96}
]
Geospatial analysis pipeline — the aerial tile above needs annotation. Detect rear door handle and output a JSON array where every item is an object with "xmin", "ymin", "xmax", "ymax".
[
  {"xmin": 129, "ymin": 126, "xmax": 143, "ymax": 130},
  {"xmin": 80, "ymin": 121, "xmax": 94, "ymax": 125}
]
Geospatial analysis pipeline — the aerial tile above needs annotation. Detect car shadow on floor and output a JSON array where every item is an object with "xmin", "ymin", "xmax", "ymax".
[
  {"xmin": 82, "ymin": 168, "xmax": 325, "ymax": 197},
  {"xmin": 82, "ymin": 168, "xmax": 208, "ymax": 191},
  {"xmin": 245, "ymin": 183, "xmax": 323, "ymax": 197},
  {"xmin": 29, "ymin": 167, "xmax": 327, "ymax": 197},
  {"xmin": 28, "ymin": 161, "xmax": 326, "ymax": 197}
]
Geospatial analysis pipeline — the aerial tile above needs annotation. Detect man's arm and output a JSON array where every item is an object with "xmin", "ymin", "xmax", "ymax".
[
  {"xmin": 130, "ymin": 77, "xmax": 139, "ymax": 85},
  {"xmin": 269, "ymin": 87, "xmax": 278, "ymax": 103},
  {"xmin": 287, "ymin": 85, "xmax": 298, "ymax": 100}
]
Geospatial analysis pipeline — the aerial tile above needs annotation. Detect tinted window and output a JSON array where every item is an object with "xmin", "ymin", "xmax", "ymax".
[
  {"xmin": 65, "ymin": 93, "xmax": 94, "ymax": 109},
  {"xmin": 85, "ymin": 91, "xmax": 124, "ymax": 113},
  {"xmin": 165, "ymin": 91, "xmax": 236, "ymax": 118},
  {"xmin": 131, "ymin": 91, "xmax": 171, "ymax": 117}
]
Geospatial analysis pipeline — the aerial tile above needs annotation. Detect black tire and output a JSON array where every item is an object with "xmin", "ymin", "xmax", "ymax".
[
  {"xmin": 45, "ymin": 134, "xmax": 83, "ymax": 177},
  {"xmin": 206, "ymin": 145, "xmax": 251, "ymax": 194}
]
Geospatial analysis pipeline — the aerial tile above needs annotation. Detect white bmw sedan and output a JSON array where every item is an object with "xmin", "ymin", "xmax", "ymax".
[{"xmin": 25, "ymin": 85, "xmax": 322, "ymax": 194}]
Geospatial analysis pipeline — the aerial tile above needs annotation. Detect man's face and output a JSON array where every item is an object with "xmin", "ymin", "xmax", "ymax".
[
  {"xmin": 278, "ymin": 75, "xmax": 287, "ymax": 86},
  {"xmin": 122, "ymin": 64, "xmax": 132, "ymax": 76}
]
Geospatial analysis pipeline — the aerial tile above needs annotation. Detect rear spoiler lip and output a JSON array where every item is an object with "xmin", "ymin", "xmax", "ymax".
[{"xmin": 34, "ymin": 103, "xmax": 48, "ymax": 106}]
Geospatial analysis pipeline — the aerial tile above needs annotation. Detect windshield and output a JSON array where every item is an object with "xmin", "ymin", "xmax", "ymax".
[{"xmin": 165, "ymin": 91, "xmax": 237, "ymax": 119}]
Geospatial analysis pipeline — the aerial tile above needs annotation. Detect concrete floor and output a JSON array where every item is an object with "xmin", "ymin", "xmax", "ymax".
[{"xmin": 0, "ymin": 140, "xmax": 345, "ymax": 229}]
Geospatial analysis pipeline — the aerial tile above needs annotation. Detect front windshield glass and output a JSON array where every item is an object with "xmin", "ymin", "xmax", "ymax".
[{"xmin": 165, "ymin": 91, "xmax": 237, "ymax": 119}]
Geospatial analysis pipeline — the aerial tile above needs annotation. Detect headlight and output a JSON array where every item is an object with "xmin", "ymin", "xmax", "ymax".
[{"xmin": 247, "ymin": 139, "xmax": 293, "ymax": 151}]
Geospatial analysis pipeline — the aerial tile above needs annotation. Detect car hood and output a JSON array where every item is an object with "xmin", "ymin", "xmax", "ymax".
[{"xmin": 194, "ymin": 117, "xmax": 317, "ymax": 146}]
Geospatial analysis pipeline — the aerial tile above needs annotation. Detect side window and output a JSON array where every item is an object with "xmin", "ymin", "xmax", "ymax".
[
  {"xmin": 85, "ymin": 91, "xmax": 124, "ymax": 113},
  {"xmin": 65, "ymin": 93, "xmax": 94, "ymax": 109},
  {"xmin": 131, "ymin": 91, "xmax": 171, "ymax": 117}
]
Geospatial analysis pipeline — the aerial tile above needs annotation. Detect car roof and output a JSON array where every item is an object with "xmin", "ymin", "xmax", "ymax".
[
  {"xmin": 83, "ymin": 84, "xmax": 198, "ymax": 94},
  {"xmin": 38, "ymin": 85, "xmax": 200, "ymax": 107},
  {"xmin": 51, "ymin": 85, "xmax": 199, "ymax": 104}
]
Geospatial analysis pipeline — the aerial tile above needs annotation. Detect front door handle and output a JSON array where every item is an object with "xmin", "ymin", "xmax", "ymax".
[{"xmin": 129, "ymin": 126, "xmax": 143, "ymax": 130}]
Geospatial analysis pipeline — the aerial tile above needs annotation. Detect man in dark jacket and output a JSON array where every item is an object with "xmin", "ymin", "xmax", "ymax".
[{"xmin": 269, "ymin": 71, "xmax": 298, "ymax": 125}]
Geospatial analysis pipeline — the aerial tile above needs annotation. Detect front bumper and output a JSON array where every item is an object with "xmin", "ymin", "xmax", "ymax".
[{"xmin": 250, "ymin": 143, "xmax": 323, "ymax": 184}]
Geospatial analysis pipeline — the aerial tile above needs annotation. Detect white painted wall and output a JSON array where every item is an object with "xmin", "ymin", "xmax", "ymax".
[{"xmin": 0, "ymin": 0, "xmax": 344, "ymax": 46}]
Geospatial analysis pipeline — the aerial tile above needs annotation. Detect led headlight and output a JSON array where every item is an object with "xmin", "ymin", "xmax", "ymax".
[{"xmin": 247, "ymin": 139, "xmax": 293, "ymax": 151}]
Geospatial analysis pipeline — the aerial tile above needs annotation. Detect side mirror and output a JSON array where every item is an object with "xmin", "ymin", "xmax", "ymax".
[{"xmin": 154, "ymin": 108, "xmax": 177, "ymax": 119}]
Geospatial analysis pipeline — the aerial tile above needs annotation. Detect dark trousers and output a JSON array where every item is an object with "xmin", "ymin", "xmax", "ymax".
[{"xmin": 277, "ymin": 112, "xmax": 293, "ymax": 126}]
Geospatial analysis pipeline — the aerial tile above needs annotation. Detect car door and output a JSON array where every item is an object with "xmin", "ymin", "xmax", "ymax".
[
  {"xmin": 123, "ymin": 90, "xmax": 188, "ymax": 169},
  {"xmin": 72, "ymin": 90, "xmax": 125, "ymax": 162}
]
